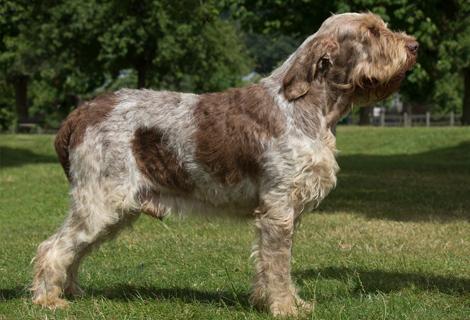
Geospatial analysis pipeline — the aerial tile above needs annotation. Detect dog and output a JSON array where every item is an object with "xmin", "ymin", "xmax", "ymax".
[{"xmin": 32, "ymin": 12, "xmax": 417, "ymax": 316}]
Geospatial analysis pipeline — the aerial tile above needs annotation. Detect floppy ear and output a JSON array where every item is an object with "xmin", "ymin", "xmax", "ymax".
[{"xmin": 282, "ymin": 37, "xmax": 339, "ymax": 101}]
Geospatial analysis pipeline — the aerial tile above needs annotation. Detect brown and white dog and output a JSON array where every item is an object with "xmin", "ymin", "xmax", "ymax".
[{"xmin": 32, "ymin": 12, "xmax": 417, "ymax": 316}]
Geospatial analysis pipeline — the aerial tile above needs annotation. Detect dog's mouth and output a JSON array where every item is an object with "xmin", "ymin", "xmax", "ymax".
[
  {"xmin": 404, "ymin": 51, "xmax": 417, "ymax": 71},
  {"xmin": 353, "ymin": 54, "xmax": 417, "ymax": 106},
  {"xmin": 353, "ymin": 73, "xmax": 406, "ymax": 105}
]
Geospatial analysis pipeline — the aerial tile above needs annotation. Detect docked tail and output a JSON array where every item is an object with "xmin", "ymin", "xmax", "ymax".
[{"xmin": 54, "ymin": 114, "xmax": 75, "ymax": 182}]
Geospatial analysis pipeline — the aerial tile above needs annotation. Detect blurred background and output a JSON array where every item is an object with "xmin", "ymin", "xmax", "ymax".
[{"xmin": 1, "ymin": 0, "xmax": 469, "ymax": 131}]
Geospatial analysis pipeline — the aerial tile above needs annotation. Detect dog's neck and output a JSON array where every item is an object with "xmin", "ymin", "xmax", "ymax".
[
  {"xmin": 262, "ymin": 76, "xmax": 353, "ymax": 135},
  {"xmin": 322, "ymin": 85, "xmax": 354, "ymax": 127},
  {"xmin": 262, "ymin": 42, "xmax": 354, "ymax": 135},
  {"xmin": 303, "ymin": 81, "xmax": 354, "ymax": 129}
]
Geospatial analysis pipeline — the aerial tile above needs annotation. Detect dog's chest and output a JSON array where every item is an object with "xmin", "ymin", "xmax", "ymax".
[
  {"xmin": 187, "ymin": 131, "xmax": 339, "ymax": 213},
  {"xmin": 266, "ymin": 131, "xmax": 339, "ymax": 211},
  {"xmin": 298, "ymin": 135, "xmax": 339, "ymax": 211}
]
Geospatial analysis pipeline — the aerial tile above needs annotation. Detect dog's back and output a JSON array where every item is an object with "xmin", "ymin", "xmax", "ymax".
[{"xmin": 53, "ymin": 88, "xmax": 275, "ymax": 215}]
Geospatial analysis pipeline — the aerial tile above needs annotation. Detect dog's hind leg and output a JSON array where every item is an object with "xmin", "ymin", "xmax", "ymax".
[
  {"xmin": 32, "ymin": 184, "xmax": 139, "ymax": 309},
  {"xmin": 62, "ymin": 210, "xmax": 139, "ymax": 298}
]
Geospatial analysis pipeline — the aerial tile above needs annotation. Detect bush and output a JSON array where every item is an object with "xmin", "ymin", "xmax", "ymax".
[{"xmin": 0, "ymin": 107, "xmax": 16, "ymax": 132}]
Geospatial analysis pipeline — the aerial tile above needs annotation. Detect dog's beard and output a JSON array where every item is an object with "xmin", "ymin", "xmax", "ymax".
[
  {"xmin": 353, "ymin": 57, "xmax": 416, "ymax": 106},
  {"xmin": 353, "ymin": 79, "xmax": 402, "ymax": 106}
]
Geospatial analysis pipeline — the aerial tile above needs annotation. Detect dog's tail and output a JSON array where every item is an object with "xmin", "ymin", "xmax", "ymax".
[
  {"xmin": 54, "ymin": 112, "xmax": 77, "ymax": 182},
  {"xmin": 54, "ymin": 93, "xmax": 117, "ymax": 182}
]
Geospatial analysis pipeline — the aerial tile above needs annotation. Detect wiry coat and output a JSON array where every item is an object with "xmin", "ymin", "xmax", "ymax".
[{"xmin": 33, "ymin": 12, "xmax": 418, "ymax": 316}]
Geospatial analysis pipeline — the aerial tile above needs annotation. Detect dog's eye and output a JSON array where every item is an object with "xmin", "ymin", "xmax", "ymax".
[
  {"xmin": 318, "ymin": 57, "xmax": 332, "ymax": 72},
  {"xmin": 363, "ymin": 77, "xmax": 379, "ymax": 88},
  {"xmin": 368, "ymin": 26, "xmax": 380, "ymax": 37}
]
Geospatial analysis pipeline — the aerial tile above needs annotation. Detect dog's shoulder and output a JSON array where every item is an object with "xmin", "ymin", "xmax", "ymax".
[{"xmin": 193, "ymin": 84, "xmax": 287, "ymax": 185}]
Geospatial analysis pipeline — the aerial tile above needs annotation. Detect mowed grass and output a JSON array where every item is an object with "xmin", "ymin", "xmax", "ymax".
[{"xmin": 0, "ymin": 127, "xmax": 469, "ymax": 319}]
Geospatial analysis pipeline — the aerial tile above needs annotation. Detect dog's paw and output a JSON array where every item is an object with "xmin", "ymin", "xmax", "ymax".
[
  {"xmin": 64, "ymin": 282, "xmax": 84, "ymax": 298},
  {"xmin": 270, "ymin": 299, "xmax": 298, "ymax": 317},
  {"xmin": 269, "ymin": 296, "xmax": 314, "ymax": 317},
  {"xmin": 295, "ymin": 297, "xmax": 314, "ymax": 314},
  {"xmin": 33, "ymin": 295, "xmax": 70, "ymax": 310},
  {"xmin": 269, "ymin": 294, "xmax": 299, "ymax": 317}
]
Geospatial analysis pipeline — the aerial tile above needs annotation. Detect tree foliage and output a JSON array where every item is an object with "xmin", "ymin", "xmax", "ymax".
[
  {"xmin": 0, "ymin": 0, "xmax": 251, "ymax": 129},
  {"xmin": 0, "ymin": 0, "xmax": 468, "ymax": 129}
]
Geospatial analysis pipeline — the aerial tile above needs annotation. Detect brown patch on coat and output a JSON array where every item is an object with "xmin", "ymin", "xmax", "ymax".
[
  {"xmin": 132, "ymin": 127, "xmax": 194, "ymax": 192},
  {"xmin": 194, "ymin": 84, "xmax": 285, "ymax": 185},
  {"xmin": 54, "ymin": 92, "xmax": 117, "ymax": 181}
]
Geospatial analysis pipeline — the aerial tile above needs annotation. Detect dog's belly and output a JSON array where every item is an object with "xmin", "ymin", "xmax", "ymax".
[{"xmin": 157, "ymin": 177, "xmax": 259, "ymax": 217}]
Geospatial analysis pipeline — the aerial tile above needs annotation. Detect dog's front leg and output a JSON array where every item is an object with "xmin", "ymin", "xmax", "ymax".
[{"xmin": 250, "ymin": 203, "xmax": 312, "ymax": 316}]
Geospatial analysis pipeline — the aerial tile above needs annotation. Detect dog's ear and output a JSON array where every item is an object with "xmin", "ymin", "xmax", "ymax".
[{"xmin": 283, "ymin": 37, "xmax": 339, "ymax": 101}]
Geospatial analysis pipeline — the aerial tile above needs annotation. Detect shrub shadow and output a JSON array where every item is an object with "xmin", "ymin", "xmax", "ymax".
[
  {"xmin": 87, "ymin": 285, "xmax": 252, "ymax": 309},
  {"xmin": 320, "ymin": 141, "xmax": 470, "ymax": 221},
  {"xmin": 0, "ymin": 286, "xmax": 29, "ymax": 301},
  {"xmin": 0, "ymin": 146, "xmax": 57, "ymax": 168},
  {"xmin": 0, "ymin": 284, "xmax": 252, "ymax": 311},
  {"xmin": 296, "ymin": 266, "xmax": 470, "ymax": 297}
]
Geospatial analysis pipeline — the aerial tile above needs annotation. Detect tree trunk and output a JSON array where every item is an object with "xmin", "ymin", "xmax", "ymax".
[
  {"xmin": 13, "ymin": 75, "xmax": 29, "ymax": 123},
  {"xmin": 136, "ymin": 63, "xmax": 147, "ymax": 89},
  {"xmin": 359, "ymin": 106, "xmax": 371, "ymax": 125},
  {"xmin": 462, "ymin": 68, "xmax": 470, "ymax": 125}
]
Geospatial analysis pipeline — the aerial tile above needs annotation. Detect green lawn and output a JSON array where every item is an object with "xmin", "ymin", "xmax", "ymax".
[{"xmin": 1, "ymin": 127, "xmax": 469, "ymax": 319}]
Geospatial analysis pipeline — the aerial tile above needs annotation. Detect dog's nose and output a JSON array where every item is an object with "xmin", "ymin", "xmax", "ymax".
[{"xmin": 406, "ymin": 41, "xmax": 419, "ymax": 55}]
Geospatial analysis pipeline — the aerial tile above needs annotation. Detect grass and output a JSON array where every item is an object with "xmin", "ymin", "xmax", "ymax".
[{"xmin": 0, "ymin": 127, "xmax": 469, "ymax": 319}]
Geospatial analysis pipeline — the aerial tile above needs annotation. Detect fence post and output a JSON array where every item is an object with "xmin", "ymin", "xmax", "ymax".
[
  {"xmin": 403, "ymin": 112, "xmax": 408, "ymax": 127},
  {"xmin": 380, "ymin": 110, "xmax": 385, "ymax": 127},
  {"xmin": 450, "ymin": 111, "xmax": 455, "ymax": 126},
  {"xmin": 426, "ymin": 112, "xmax": 430, "ymax": 127}
]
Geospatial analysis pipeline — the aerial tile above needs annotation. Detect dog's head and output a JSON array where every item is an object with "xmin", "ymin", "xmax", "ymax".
[{"xmin": 282, "ymin": 12, "xmax": 418, "ymax": 106}]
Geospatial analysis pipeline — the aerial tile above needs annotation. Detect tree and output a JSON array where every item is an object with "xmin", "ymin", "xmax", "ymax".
[
  {"xmin": 0, "ymin": 1, "xmax": 37, "ymax": 123},
  {"xmin": 464, "ymin": 68, "xmax": 470, "ymax": 124},
  {"xmin": 0, "ymin": 0, "xmax": 253, "ymax": 129},
  {"xmin": 431, "ymin": 0, "xmax": 470, "ymax": 124},
  {"xmin": 359, "ymin": 107, "xmax": 372, "ymax": 125},
  {"xmin": 30, "ymin": 0, "xmax": 109, "ymax": 126},
  {"xmin": 0, "ymin": 1, "xmax": 107, "ymax": 127},
  {"xmin": 97, "ymin": 0, "xmax": 252, "ymax": 91}
]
